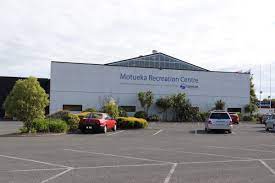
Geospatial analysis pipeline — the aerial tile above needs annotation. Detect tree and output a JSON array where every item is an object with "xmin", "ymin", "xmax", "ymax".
[
  {"xmin": 171, "ymin": 93, "xmax": 189, "ymax": 121},
  {"xmin": 137, "ymin": 91, "xmax": 154, "ymax": 114},
  {"xmin": 214, "ymin": 99, "xmax": 225, "ymax": 110},
  {"xmin": 3, "ymin": 77, "xmax": 49, "ymax": 132},
  {"xmin": 250, "ymin": 75, "xmax": 257, "ymax": 106},
  {"xmin": 156, "ymin": 96, "xmax": 172, "ymax": 121},
  {"xmin": 102, "ymin": 98, "xmax": 119, "ymax": 118},
  {"xmin": 246, "ymin": 75, "xmax": 258, "ymax": 115}
]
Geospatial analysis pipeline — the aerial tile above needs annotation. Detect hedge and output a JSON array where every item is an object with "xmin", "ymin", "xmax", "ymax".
[
  {"xmin": 19, "ymin": 118, "xmax": 68, "ymax": 133},
  {"xmin": 134, "ymin": 111, "xmax": 148, "ymax": 119},
  {"xmin": 116, "ymin": 117, "xmax": 148, "ymax": 129},
  {"xmin": 47, "ymin": 110, "xmax": 80, "ymax": 132},
  {"xmin": 76, "ymin": 112, "xmax": 91, "ymax": 120}
]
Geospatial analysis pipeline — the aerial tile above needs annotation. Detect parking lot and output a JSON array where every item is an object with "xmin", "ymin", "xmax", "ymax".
[{"xmin": 0, "ymin": 121, "xmax": 275, "ymax": 183}]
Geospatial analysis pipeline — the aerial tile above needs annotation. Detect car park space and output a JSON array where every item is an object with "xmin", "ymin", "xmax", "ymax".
[{"xmin": 1, "ymin": 121, "xmax": 275, "ymax": 182}]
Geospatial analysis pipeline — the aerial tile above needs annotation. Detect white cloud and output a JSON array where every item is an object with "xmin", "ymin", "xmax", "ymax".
[{"xmin": 0, "ymin": 0, "xmax": 275, "ymax": 97}]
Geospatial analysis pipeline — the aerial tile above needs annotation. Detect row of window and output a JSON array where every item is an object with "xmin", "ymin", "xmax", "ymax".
[
  {"xmin": 112, "ymin": 60, "xmax": 197, "ymax": 70},
  {"xmin": 63, "ymin": 105, "xmax": 136, "ymax": 112},
  {"xmin": 63, "ymin": 105, "xmax": 242, "ymax": 113}
]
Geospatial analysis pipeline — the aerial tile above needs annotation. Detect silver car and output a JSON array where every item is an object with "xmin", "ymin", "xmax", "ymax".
[
  {"xmin": 205, "ymin": 111, "xmax": 233, "ymax": 133},
  {"xmin": 265, "ymin": 114, "xmax": 275, "ymax": 131}
]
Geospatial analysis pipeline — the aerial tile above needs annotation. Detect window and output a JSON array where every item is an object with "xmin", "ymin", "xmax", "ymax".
[
  {"xmin": 119, "ymin": 106, "xmax": 136, "ymax": 112},
  {"xmin": 210, "ymin": 113, "xmax": 230, "ymax": 119},
  {"xmin": 63, "ymin": 105, "xmax": 82, "ymax": 111},
  {"xmin": 89, "ymin": 113, "xmax": 103, "ymax": 119},
  {"xmin": 227, "ymin": 108, "xmax": 242, "ymax": 113}
]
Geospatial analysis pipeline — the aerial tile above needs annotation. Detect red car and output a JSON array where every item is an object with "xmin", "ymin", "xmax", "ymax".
[
  {"xmin": 229, "ymin": 112, "xmax": 239, "ymax": 124},
  {"xmin": 79, "ymin": 112, "xmax": 117, "ymax": 133}
]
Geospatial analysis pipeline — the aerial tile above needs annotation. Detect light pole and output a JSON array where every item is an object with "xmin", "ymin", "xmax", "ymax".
[
  {"xmin": 260, "ymin": 64, "xmax": 262, "ymax": 110},
  {"xmin": 270, "ymin": 64, "xmax": 272, "ymax": 109}
]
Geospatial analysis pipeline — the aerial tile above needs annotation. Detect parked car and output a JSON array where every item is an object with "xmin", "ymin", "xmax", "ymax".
[
  {"xmin": 228, "ymin": 112, "xmax": 240, "ymax": 124},
  {"xmin": 205, "ymin": 111, "xmax": 233, "ymax": 133},
  {"xmin": 79, "ymin": 112, "xmax": 117, "ymax": 133},
  {"xmin": 261, "ymin": 113, "xmax": 272, "ymax": 125},
  {"xmin": 265, "ymin": 114, "xmax": 275, "ymax": 131}
]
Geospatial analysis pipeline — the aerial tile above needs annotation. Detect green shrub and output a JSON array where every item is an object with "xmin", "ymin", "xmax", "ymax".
[
  {"xmin": 83, "ymin": 108, "xmax": 97, "ymax": 112},
  {"xmin": 30, "ymin": 128, "xmax": 37, "ymax": 134},
  {"xmin": 47, "ymin": 111, "xmax": 79, "ymax": 132},
  {"xmin": 102, "ymin": 99, "xmax": 119, "ymax": 118},
  {"xmin": 242, "ymin": 116, "xmax": 253, "ymax": 121},
  {"xmin": 66, "ymin": 114, "xmax": 80, "ymax": 132},
  {"xmin": 76, "ymin": 112, "xmax": 91, "ymax": 120},
  {"xmin": 20, "ymin": 118, "xmax": 67, "ymax": 133},
  {"xmin": 118, "ymin": 107, "xmax": 128, "ymax": 117},
  {"xmin": 19, "ymin": 127, "xmax": 29, "ymax": 133},
  {"xmin": 116, "ymin": 117, "xmax": 148, "ymax": 129},
  {"xmin": 32, "ymin": 118, "xmax": 49, "ymax": 133},
  {"xmin": 47, "ymin": 110, "xmax": 70, "ymax": 120},
  {"xmin": 134, "ymin": 111, "xmax": 148, "ymax": 119},
  {"xmin": 48, "ymin": 119, "xmax": 67, "ymax": 133},
  {"xmin": 148, "ymin": 114, "xmax": 160, "ymax": 122},
  {"xmin": 199, "ymin": 112, "xmax": 209, "ymax": 122}
]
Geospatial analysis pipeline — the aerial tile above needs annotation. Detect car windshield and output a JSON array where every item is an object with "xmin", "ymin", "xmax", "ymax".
[
  {"xmin": 210, "ymin": 113, "xmax": 230, "ymax": 119},
  {"xmin": 89, "ymin": 113, "xmax": 103, "ymax": 119}
]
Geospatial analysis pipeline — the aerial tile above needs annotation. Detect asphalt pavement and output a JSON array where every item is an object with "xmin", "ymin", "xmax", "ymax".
[{"xmin": 0, "ymin": 121, "xmax": 275, "ymax": 183}]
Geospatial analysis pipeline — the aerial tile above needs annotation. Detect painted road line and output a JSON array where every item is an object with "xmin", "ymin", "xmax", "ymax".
[
  {"xmin": 40, "ymin": 168, "xmax": 73, "ymax": 183},
  {"xmin": 74, "ymin": 163, "xmax": 171, "ymax": 170},
  {"xmin": 206, "ymin": 146, "xmax": 275, "ymax": 154},
  {"xmin": 164, "ymin": 163, "xmax": 177, "ymax": 183},
  {"xmin": 179, "ymin": 159, "xmax": 259, "ymax": 165},
  {"xmin": 8, "ymin": 168, "xmax": 68, "ymax": 173},
  {"xmin": 153, "ymin": 129, "xmax": 163, "ymax": 136},
  {"xmin": 139, "ymin": 147, "xmax": 252, "ymax": 160},
  {"xmin": 0, "ymin": 154, "xmax": 71, "ymax": 168},
  {"xmin": 259, "ymin": 160, "xmax": 275, "ymax": 175},
  {"xmin": 107, "ymin": 130, "xmax": 125, "ymax": 136},
  {"xmin": 64, "ymin": 149, "xmax": 174, "ymax": 164}
]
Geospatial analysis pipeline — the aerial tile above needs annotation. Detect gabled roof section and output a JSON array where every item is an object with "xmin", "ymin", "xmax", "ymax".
[{"xmin": 105, "ymin": 52, "xmax": 208, "ymax": 71}]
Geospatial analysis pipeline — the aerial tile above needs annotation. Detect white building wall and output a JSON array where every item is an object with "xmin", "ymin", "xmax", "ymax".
[{"xmin": 50, "ymin": 62, "xmax": 250, "ymax": 114}]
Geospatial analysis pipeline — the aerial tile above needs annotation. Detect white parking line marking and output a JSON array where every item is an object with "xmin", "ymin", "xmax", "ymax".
[
  {"xmin": 179, "ymin": 159, "xmax": 258, "ymax": 165},
  {"xmin": 259, "ymin": 160, "xmax": 275, "ymax": 175},
  {"xmin": 164, "ymin": 163, "xmax": 177, "ymax": 183},
  {"xmin": 260, "ymin": 144, "xmax": 275, "ymax": 147},
  {"xmin": 7, "ymin": 168, "xmax": 68, "ymax": 173},
  {"xmin": 0, "ymin": 154, "xmax": 71, "ymax": 168},
  {"xmin": 138, "ymin": 147, "xmax": 251, "ymax": 160},
  {"xmin": 107, "ymin": 130, "xmax": 125, "ymax": 136},
  {"xmin": 153, "ymin": 130, "xmax": 163, "ymax": 136},
  {"xmin": 64, "ymin": 149, "xmax": 173, "ymax": 164},
  {"xmin": 40, "ymin": 168, "xmax": 73, "ymax": 183},
  {"xmin": 74, "ymin": 163, "xmax": 171, "ymax": 170},
  {"xmin": 206, "ymin": 146, "xmax": 275, "ymax": 154}
]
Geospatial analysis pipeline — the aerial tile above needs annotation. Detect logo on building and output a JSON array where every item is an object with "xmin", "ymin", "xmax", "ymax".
[{"xmin": 180, "ymin": 84, "xmax": 186, "ymax": 90}]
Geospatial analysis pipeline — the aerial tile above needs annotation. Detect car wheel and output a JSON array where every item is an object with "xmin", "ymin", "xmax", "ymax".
[
  {"xmin": 102, "ymin": 126, "xmax": 107, "ymax": 133},
  {"xmin": 228, "ymin": 130, "xmax": 232, "ymax": 134},
  {"xmin": 205, "ymin": 128, "xmax": 209, "ymax": 133},
  {"xmin": 266, "ymin": 127, "xmax": 270, "ymax": 132},
  {"xmin": 80, "ymin": 127, "xmax": 86, "ymax": 134},
  {"xmin": 112, "ymin": 124, "xmax": 117, "ymax": 131}
]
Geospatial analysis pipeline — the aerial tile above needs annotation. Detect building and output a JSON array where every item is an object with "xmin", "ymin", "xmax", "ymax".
[
  {"xmin": 0, "ymin": 76, "xmax": 50, "ymax": 119},
  {"xmin": 50, "ymin": 51, "xmax": 250, "ymax": 115}
]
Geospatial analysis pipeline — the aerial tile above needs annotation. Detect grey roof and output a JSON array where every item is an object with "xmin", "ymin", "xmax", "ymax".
[{"xmin": 105, "ymin": 52, "xmax": 208, "ymax": 71}]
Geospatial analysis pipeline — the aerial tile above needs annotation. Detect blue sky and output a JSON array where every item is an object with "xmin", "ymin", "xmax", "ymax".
[{"xmin": 0, "ymin": 0, "xmax": 275, "ymax": 98}]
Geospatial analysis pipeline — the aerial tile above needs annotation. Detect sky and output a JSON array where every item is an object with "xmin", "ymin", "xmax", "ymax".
[{"xmin": 0, "ymin": 0, "xmax": 275, "ymax": 98}]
